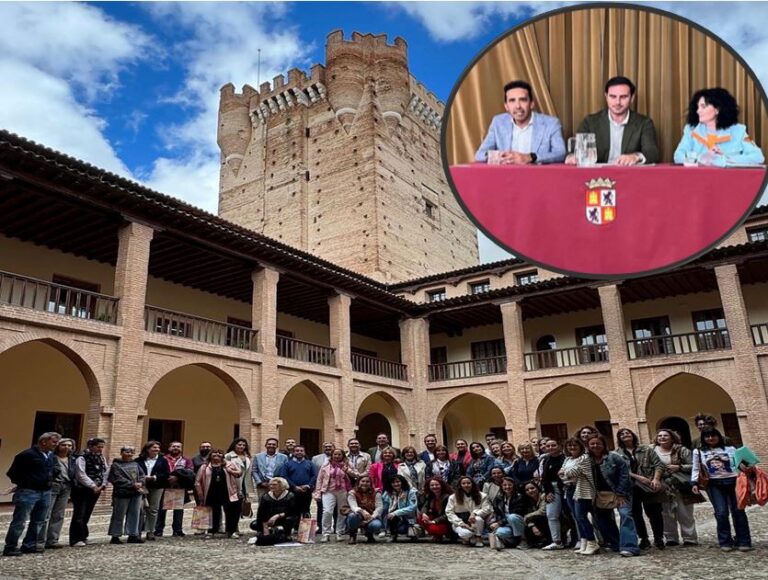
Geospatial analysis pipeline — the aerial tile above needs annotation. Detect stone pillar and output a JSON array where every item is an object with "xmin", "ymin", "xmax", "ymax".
[
  {"xmin": 328, "ymin": 292, "xmax": 352, "ymax": 371},
  {"xmin": 500, "ymin": 300, "xmax": 529, "ymax": 444},
  {"xmin": 715, "ymin": 264, "xmax": 768, "ymax": 457},
  {"xmin": 252, "ymin": 266, "xmax": 280, "ymax": 356},
  {"xmin": 598, "ymin": 284, "xmax": 640, "ymax": 437},
  {"xmin": 400, "ymin": 317, "xmax": 430, "ymax": 440},
  {"xmin": 110, "ymin": 221, "xmax": 154, "ymax": 454}
]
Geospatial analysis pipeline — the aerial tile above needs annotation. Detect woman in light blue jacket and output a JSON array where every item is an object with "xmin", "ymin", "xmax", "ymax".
[
  {"xmin": 381, "ymin": 474, "xmax": 418, "ymax": 541},
  {"xmin": 674, "ymin": 87, "xmax": 764, "ymax": 166}
]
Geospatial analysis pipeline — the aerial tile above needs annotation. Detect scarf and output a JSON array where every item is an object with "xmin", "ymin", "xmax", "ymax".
[
  {"xmin": 354, "ymin": 488, "xmax": 377, "ymax": 513},
  {"xmin": 328, "ymin": 462, "xmax": 347, "ymax": 490},
  {"xmin": 406, "ymin": 461, "xmax": 418, "ymax": 485}
]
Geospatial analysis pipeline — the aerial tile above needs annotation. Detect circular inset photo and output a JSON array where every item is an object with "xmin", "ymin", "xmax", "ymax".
[{"xmin": 442, "ymin": 3, "xmax": 768, "ymax": 279}]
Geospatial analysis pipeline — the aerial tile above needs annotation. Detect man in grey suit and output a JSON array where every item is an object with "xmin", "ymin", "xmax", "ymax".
[
  {"xmin": 567, "ymin": 76, "xmax": 659, "ymax": 166},
  {"xmin": 475, "ymin": 80, "xmax": 566, "ymax": 164}
]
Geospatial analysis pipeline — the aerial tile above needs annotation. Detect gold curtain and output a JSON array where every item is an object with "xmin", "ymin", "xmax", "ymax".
[{"xmin": 446, "ymin": 7, "xmax": 768, "ymax": 165}]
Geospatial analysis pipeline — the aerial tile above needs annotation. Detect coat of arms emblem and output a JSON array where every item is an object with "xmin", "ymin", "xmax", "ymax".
[{"xmin": 585, "ymin": 178, "xmax": 617, "ymax": 225}]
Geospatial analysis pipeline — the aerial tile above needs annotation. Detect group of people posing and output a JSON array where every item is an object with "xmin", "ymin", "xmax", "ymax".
[
  {"xmin": 475, "ymin": 76, "xmax": 765, "ymax": 167},
  {"xmin": 3, "ymin": 413, "xmax": 760, "ymax": 556}
]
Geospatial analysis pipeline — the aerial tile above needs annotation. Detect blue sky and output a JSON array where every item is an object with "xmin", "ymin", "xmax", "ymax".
[{"xmin": 1, "ymin": 2, "xmax": 767, "ymax": 262}]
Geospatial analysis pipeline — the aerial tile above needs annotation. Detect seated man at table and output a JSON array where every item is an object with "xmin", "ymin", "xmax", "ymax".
[
  {"xmin": 475, "ymin": 80, "xmax": 566, "ymax": 165},
  {"xmin": 567, "ymin": 76, "xmax": 659, "ymax": 166}
]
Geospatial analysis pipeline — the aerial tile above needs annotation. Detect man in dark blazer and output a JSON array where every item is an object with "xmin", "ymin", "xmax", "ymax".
[
  {"xmin": 367, "ymin": 433, "xmax": 400, "ymax": 463},
  {"xmin": 567, "ymin": 76, "xmax": 659, "ymax": 166}
]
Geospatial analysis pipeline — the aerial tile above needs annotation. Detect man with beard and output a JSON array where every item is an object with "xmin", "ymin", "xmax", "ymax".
[
  {"xmin": 192, "ymin": 441, "xmax": 212, "ymax": 473},
  {"xmin": 566, "ymin": 76, "xmax": 658, "ymax": 166},
  {"xmin": 155, "ymin": 441, "xmax": 193, "ymax": 537},
  {"xmin": 475, "ymin": 80, "xmax": 566, "ymax": 164}
]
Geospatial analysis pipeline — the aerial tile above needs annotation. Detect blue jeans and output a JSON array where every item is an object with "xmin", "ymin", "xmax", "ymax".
[
  {"xmin": 4, "ymin": 488, "xmax": 51, "ymax": 552},
  {"xmin": 545, "ymin": 489, "xmax": 563, "ymax": 543},
  {"xmin": 495, "ymin": 514, "xmax": 525, "ymax": 540},
  {"xmin": 346, "ymin": 513, "xmax": 383, "ymax": 537},
  {"xmin": 595, "ymin": 497, "xmax": 639, "ymax": 554},
  {"xmin": 707, "ymin": 479, "xmax": 751, "ymax": 548},
  {"xmin": 573, "ymin": 499, "xmax": 596, "ymax": 541}
]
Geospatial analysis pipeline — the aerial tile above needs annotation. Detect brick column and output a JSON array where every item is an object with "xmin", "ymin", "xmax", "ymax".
[
  {"xmin": 114, "ymin": 221, "xmax": 154, "ymax": 329},
  {"xmin": 598, "ymin": 284, "xmax": 640, "ymax": 437},
  {"xmin": 252, "ymin": 266, "xmax": 280, "ymax": 356},
  {"xmin": 328, "ymin": 292, "xmax": 352, "ymax": 370},
  {"xmin": 500, "ymin": 300, "xmax": 529, "ymax": 443},
  {"xmin": 110, "ymin": 221, "xmax": 154, "ymax": 453},
  {"xmin": 400, "ymin": 317, "xmax": 430, "ymax": 439},
  {"xmin": 715, "ymin": 264, "xmax": 768, "ymax": 456}
]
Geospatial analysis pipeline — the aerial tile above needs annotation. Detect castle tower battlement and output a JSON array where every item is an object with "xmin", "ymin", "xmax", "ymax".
[{"xmin": 217, "ymin": 30, "xmax": 479, "ymax": 282}]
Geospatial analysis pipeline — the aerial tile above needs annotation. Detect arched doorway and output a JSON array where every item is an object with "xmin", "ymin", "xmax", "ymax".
[
  {"xmin": 145, "ymin": 364, "xmax": 244, "ymax": 452},
  {"xmin": 0, "ymin": 340, "xmax": 97, "ymax": 497},
  {"xmin": 357, "ymin": 413, "xmax": 390, "ymax": 449},
  {"xmin": 356, "ymin": 392, "xmax": 407, "ymax": 449},
  {"xmin": 437, "ymin": 394, "xmax": 506, "ymax": 446},
  {"xmin": 279, "ymin": 381, "xmax": 334, "ymax": 457},
  {"xmin": 646, "ymin": 373, "xmax": 742, "ymax": 446},
  {"xmin": 658, "ymin": 416, "xmax": 693, "ymax": 448},
  {"xmin": 537, "ymin": 384, "xmax": 612, "ymax": 446}
]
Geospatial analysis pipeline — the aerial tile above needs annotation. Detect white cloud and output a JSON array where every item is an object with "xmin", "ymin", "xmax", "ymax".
[
  {"xmin": 141, "ymin": 153, "xmax": 221, "ymax": 213},
  {"xmin": 0, "ymin": 3, "xmax": 153, "ymax": 177},
  {"xmin": 140, "ymin": 3, "xmax": 310, "ymax": 209},
  {"xmin": 0, "ymin": 3, "xmax": 153, "ymax": 100},
  {"xmin": 0, "ymin": 59, "xmax": 130, "ymax": 176}
]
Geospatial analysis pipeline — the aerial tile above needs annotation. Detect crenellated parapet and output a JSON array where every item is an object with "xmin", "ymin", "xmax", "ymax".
[
  {"xmin": 408, "ymin": 76, "xmax": 444, "ymax": 132},
  {"xmin": 250, "ymin": 64, "xmax": 327, "ymax": 125},
  {"xmin": 326, "ymin": 30, "xmax": 410, "ymax": 131}
]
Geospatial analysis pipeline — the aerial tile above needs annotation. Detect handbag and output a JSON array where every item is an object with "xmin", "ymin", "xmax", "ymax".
[
  {"xmin": 694, "ymin": 449, "xmax": 709, "ymax": 490},
  {"xmin": 595, "ymin": 491, "xmax": 620, "ymax": 509},
  {"xmin": 162, "ymin": 488, "xmax": 185, "ymax": 511},
  {"xmin": 241, "ymin": 500, "xmax": 253, "ymax": 518},
  {"xmin": 191, "ymin": 505, "xmax": 212, "ymax": 530},
  {"xmin": 297, "ymin": 517, "xmax": 317, "ymax": 544}
]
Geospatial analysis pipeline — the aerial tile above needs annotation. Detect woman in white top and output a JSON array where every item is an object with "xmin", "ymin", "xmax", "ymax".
[
  {"xmin": 446, "ymin": 476, "xmax": 492, "ymax": 546},
  {"xmin": 224, "ymin": 437, "xmax": 253, "ymax": 517},
  {"xmin": 396, "ymin": 446, "xmax": 426, "ymax": 495},
  {"xmin": 652, "ymin": 429, "xmax": 698, "ymax": 546}
]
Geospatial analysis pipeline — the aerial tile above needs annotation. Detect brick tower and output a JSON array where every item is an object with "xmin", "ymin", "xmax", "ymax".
[{"xmin": 217, "ymin": 30, "xmax": 479, "ymax": 283}]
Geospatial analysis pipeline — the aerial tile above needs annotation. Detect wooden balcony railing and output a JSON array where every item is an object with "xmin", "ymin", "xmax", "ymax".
[
  {"xmin": 277, "ymin": 336, "xmax": 335, "ymax": 366},
  {"xmin": 524, "ymin": 344, "xmax": 609, "ymax": 371},
  {"xmin": 145, "ymin": 306, "xmax": 257, "ymax": 350},
  {"xmin": 752, "ymin": 323, "xmax": 768, "ymax": 346},
  {"xmin": 0, "ymin": 270, "xmax": 118, "ymax": 323},
  {"xmin": 351, "ymin": 353, "xmax": 407, "ymax": 381},
  {"xmin": 627, "ymin": 329, "xmax": 731, "ymax": 359},
  {"xmin": 428, "ymin": 356, "xmax": 507, "ymax": 382}
]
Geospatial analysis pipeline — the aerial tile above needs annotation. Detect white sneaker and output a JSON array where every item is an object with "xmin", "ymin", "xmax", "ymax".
[
  {"xmin": 542, "ymin": 542, "xmax": 564, "ymax": 550},
  {"xmin": 335, "ymin": 534, "xmax": 344, "ymax": 542},
  {"xmin": 319, "ymin": 534, "xmax": 330, "ymax": 543},
  {"xmin": 575, "ymin": 539, "xmax": 587, "ymax": 553},
  {"xmin": 581, "ymin": 541, "xmax": 600, "ymax": 556},
  {"xmin": 229, "ymin": 533, "xmax": 239, "ymax": 539},
  {"xmin": 72, "ymin": 541, "xmax": 86, "ymax": 547},
  {"xmin": 377, "ymin": 531, "xmax": 386, "ymax": 538}
]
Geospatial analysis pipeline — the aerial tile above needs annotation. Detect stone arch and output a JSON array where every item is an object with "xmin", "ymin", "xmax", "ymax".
[
  {"xmin": 645, "ymin": 372, "xmax": 742, "ymax": 446},
  {"xmin": 355, "ymin": 391, "xmax": 409, "ymax": 449},
  {"xmin": 278, "ymin": 380, "xmax": 336, "ymax": 457},
  {"xmin": 435, "ymin": 393, "xmax": 507, "ymax": 447},
  {"xmin": 143, "ymin": 362, "xmax": 251, "ymax": 451},
  {"xmin": 0, "ymin": 338, "xmax": 101, "ymax": 497},
  {"xmin": 536, "ymin": 383, "xmax": 613, "ymax": 444}
]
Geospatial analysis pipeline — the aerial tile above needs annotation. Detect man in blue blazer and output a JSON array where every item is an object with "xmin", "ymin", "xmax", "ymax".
[
  {"xmin": 475, "ymin": 80, "xmax": 566, "ymax": 164},
  {"xmin": 251, "ymin": 438, "xmax": 288, "ymax": 501}
]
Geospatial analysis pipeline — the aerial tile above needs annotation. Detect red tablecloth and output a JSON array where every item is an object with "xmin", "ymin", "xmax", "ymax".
[{"xmin": 449, "ymin": 164, "xmax": 766, "ymax": 277}]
